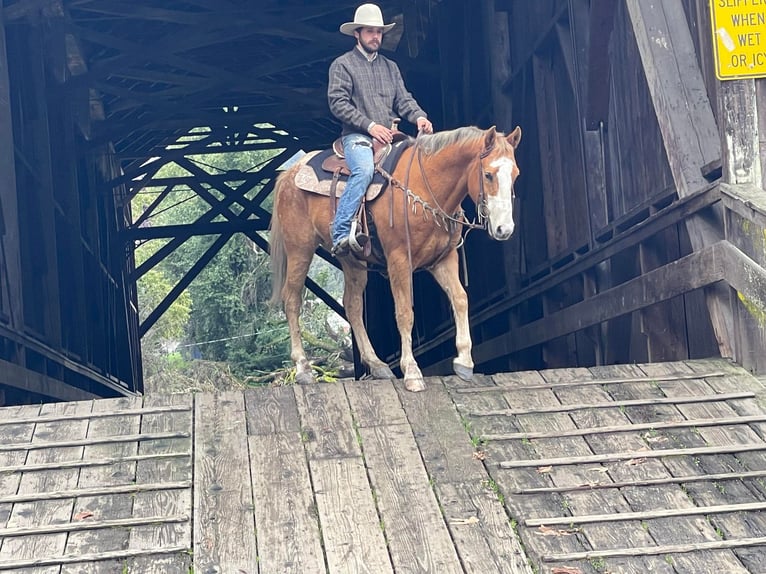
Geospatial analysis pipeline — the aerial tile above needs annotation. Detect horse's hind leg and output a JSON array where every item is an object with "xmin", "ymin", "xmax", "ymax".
[
  {"xmin": 282, "ymin": 247, "xmax": 317, "ymax": 385},
  {"xmin": 428, "ymin": 250, "xmax": 474, "ymax": 381},
  {"xmin": 341, "ymin": 263, "xmax": 396, "ymax": 380}
]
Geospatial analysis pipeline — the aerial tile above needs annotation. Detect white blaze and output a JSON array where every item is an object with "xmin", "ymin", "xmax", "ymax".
[{"xmin": 486, "ymin": 157, "xmax": 516, "ymax": 238}]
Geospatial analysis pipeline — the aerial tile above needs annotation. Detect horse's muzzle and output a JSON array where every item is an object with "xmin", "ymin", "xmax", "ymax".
[{"xmin": 490, "ymin": 222, "xmax": 515, "ymax": 240}]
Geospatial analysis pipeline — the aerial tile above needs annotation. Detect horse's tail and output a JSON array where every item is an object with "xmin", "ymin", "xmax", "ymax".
[{"xmin": 269, "ymin": 170, "xmax": 290, "ymax": 307}]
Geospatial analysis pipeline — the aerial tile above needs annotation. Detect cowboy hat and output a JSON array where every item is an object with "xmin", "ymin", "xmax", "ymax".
[{"xmin": 340, "ymin": 4, "xmax": 396, "ymax": 36}]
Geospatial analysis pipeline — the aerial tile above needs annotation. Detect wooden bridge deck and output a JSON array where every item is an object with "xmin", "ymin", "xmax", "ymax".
[{"xmin": 0, "ymin": 358, "xmax": 764, "ymax": 573}]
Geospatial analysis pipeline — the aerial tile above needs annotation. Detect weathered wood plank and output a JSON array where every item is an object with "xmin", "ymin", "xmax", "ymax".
[
  {"xmin": 451, "ymin": 371, "xmax": 584, "ymax": 567},
  {"xmin": 396, "ymin": 377, "xmax": 486, "ymax": 484},
  {"xmin": 344, "ymin": 380, "xmax": 407, "ymax": 427},
  {"xmin": 244, "ymin": 385, "xmax": 301, "ymax": 435},
  {"xmin": 311, "ymin": 457, "xmax": 393, "ymax": 574},
  {"xmin": 437, "ymin": 481, "xmax": 532, "ymax": 574},
  {"xmin": 598, "ymin": 363, "xmax": 750, "ymax": 573},
  {"xmin": 0, "ymin": 404, "xmax": 40, "ymax": 528},
  {"xmin": 61, "ymin": 396, "xmax": 142, "ymax": 574},
  {"xmin": 640, "ymin": 361, "xmax": 766, "ymax": 571},
  {"xmin": 358, "ymin": 421, "xmax": 462, "ymax": 573},
  {"xmin": 249, "ymin": 432, "xmax": 325, "ymax": 574},
  {"xmin": 0, "ymin": 400, "xmax": 92, "ymax": 573},
  {"xmin": 515, "ymin": 367, "xmax": 665, "ymax": 574},
  {"xmin": 295, "ymin": 383, "xmax": 360, "ymax": 459},
  {"xmin": 398, "ymin": 378, "xmax": 532, "ymax": 572},
  {"xmin": 128, "ymin": 394, "xmax": 193, "ymax": 573},
  {"xmin": 193, "ymin": 392, "xmax": 257, "ymax": 573}
]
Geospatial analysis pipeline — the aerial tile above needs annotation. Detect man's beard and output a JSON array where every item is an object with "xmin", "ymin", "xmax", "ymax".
[{"xmin": 359, "ymin": 39, "xmax": 379, "ymax": 54}]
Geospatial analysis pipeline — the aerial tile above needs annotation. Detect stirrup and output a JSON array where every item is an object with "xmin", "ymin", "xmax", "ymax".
[{"xmin": 348, "ymin": 221, "xmax": 368, "ymax": 253}]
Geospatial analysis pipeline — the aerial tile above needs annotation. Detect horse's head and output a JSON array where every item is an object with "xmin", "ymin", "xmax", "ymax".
[{"xmin": 473, "ymin": 125, "xmax": 522, "ymax": 240}]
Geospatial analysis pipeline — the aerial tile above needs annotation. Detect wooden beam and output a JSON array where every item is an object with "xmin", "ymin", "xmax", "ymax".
[
  {"xmin": 469, "ymin": 241, "xmax": 737, "ymax": 363},
  {"xmin": 0, "ymin": 9, "xmax": 24, "ymax": 330},
  {"xmin": 584, "ymin": 0, "xmax": 617, "ymax": 129},
  {"xmin": 0, "ymin": 358, "xmax": 98, "ymax": 402},
  {"xmin": 124, "ymin": 219, "xmax": 269, "ymax": 242},
  {"xmin": 625, "ymin": 0, "xmax": 736, "ymax": 360}
]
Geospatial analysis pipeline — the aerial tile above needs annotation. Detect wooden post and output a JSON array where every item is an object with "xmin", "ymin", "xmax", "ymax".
[
  {"xmin": 0, "ymin": 10, "xmax": 25, "ymax": 332},
  {"xmin": 626, "ymin": 0, "xmax": 735, "ymax": 359}
]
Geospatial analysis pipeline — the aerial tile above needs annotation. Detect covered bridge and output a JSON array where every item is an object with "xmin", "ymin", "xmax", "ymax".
[
  {"xmin": 0, "ymin": 0, "xmax": 764, "ymax": 420},
  {"xmin": 1, "ymin": 1, "xmax": 766, "ymax": 572}
]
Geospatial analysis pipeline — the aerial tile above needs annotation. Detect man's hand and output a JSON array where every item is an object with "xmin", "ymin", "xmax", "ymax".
[
  {"xmin": 369, "ymin": 123, "xmax": 394, "ymax": 144},
  {"xmin": 417, "ymin": 117, "xmax": 433, "ymax": 134}
]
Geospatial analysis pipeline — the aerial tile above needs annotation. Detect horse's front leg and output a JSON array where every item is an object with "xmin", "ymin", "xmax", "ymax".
[
  {"xmin": 341, "ymin": 263, "xmax": 396, "ymax": 380},
  {"xmin": 428, "ymin": 250, "xmax": 474, "ymax": 381},
  {"xmin": 386, "ymin": 256, "xmax": 425, "ymax": 392}
]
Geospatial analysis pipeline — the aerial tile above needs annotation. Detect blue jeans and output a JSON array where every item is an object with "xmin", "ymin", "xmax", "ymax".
[{"xmin": 332, "ymin": 133, "xmax": 374, "ymax": 246}]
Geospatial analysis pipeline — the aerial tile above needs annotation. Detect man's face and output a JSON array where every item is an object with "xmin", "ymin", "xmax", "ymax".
[{"xmin": 355, "ymin": 27, "xmax": 383, "ymax": 54}]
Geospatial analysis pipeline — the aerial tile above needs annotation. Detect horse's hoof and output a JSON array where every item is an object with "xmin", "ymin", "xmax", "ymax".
[
  {"xmin": 453, "ymin": 362, "xmax": 474, "ymax": 381},
  {"xmin": 295, "ymin": 371, "xmax": 316, "ymax": 385},
  {"xmin": 404, "ymin": 377, "xmax": 426, "ymax": 392},
  {"xmin": 370, "ymin": 365, "xmax": 396, "ymax": 379}
]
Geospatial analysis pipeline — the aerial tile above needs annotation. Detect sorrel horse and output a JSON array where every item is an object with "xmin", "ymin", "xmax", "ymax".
[{"xmin": 270, "ymin": 125, "xmax": 521, "ymax": 391}]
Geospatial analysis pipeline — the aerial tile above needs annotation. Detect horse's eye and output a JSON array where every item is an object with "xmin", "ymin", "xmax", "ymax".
[{"xmin": 484, "ymin": 172, "xmax": 493, "ymax": 181}]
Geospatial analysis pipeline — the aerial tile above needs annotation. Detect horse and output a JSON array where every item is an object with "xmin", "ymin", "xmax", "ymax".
[{"xmin": 269, "ymin": 125, "xmax": 522, "ymax": 392}]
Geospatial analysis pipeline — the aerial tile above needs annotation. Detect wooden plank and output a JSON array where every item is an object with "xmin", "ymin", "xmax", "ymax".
[
  {"xmin": 544, "ymin": 536, "xmax": 766, "ymax": 562},
  {"xmin": 244, "ymin": 385, "xmax": 301, "ymax": 435},
  {"xmin": 398, "ymin": 378, "xmax": 532, "ymax": 572},
  {"xmin": 0, "ymin": 452, "xmax": 189, "ymax": 474},
  {"xmin": 640, "ymin": 361, "xmax": 766, "ymax": 571},
  {"xmin": 61, "ymin": 396, "xmax": 142, "ymax": 574},
  {"xmin": 0, "ymin": 400, "xmax": 92, "ymax": 573},
  {"xmin": 0, "ymin": 481, "xmax": 190, "ymax": 504},
  {"xmin": 527, "ymin": 501, "xmax": 766, "ymax": 527},
  {"xmin": 625, "ymin": 0, "xmax": 735, "ymax": 358},
  {"xmin": 0, "ymin": 404, "xmax": 190, "ymax": 427},
  {"xmin": 437, "ymin": 481, "xmax": 533, "ymax": 574},
  {"xmin": 396, "ymin": 378, "xmax": 486, "ymax": 484},
  {"xmin": 0, "ymin": 546, "xmax": 190, "ymax": 570},
  {"xmin": 193, "ymin": 392, "xmax": 257, "ymax": 573},
  {"xmin": 249, "ymin": 432, "xmax": 325, "ymax": 574},
  {"xmin": 476, "ymin": 391, "xmax": 754, "ymax": 416},
  {"xmin": 344, "ymin": 380, "xmax": 407, "ymax": 427},
  {"xmin": 310, "ymin": 457, "xmax": 393, "ymax": 574},
  {"xmin": 0, "ymin": 404, "xmax": 40, "ymax": 530},
  {"xmin": 295, "ymin": 383, "xmax": 359, "ymax": 459},
  {"xmin": 506, "ymin": 367, "xmax": 664, "ymax": 574},
  {"xmin": 128, "ymin": 394, "xmax": 193, "ymax": 573},
  {"xmin": 483, "ymin": 414, "xmax": 766, "ymax": 441},
  {"xmin": 451, "ymin": 371, "xmax": 588, "ymax": 565},
  {"xmin": 0, "ymin": 430, "xmax": 190, "ymax": 452},
  {"xmin": 0, "ymin": 514, "xmax": 189, "ymax": 537},
  {"xmin": 460, "ymin": 369, "xmax": 729, "ymax": 392},
  {"xmin": 594, "ymin": 362, "xmax": 750, "ymax": 573},
  {"xmin": 0, "ymin": 7, "xmax": 24, "ymax": 328},
  {"xmin": 359, "ymin": 423, "xmax": 462, "ymax": 573},
  {"xmin": 499, "ymin": 443, "xmax": 766, "ymax": 469},
  {"xmin": 513, "ymin": 469, "xmax": 766, "ymax": 495},
  {"xmin": 471, "ymin": 241, "xmax": 727, "ymax": 361}
]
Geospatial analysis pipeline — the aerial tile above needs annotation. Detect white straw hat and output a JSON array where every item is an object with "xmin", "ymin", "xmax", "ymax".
[{"xmin": 340, "ymin": 4, "xmax": 396, "ymax": 36}]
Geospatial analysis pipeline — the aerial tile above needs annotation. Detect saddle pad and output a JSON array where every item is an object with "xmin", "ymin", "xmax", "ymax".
[{"xmin": 293, "ymin": 139, "xmax": 413, "ymax": 200}]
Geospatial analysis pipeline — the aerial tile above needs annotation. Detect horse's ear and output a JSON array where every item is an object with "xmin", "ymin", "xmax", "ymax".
[
  {"xmin": 484, "ymin": 125, "xmax": 497, "ymax": 150},
  {"xmin": 507, "ymin": 126, "xmax": 522, "ymax": 149}
]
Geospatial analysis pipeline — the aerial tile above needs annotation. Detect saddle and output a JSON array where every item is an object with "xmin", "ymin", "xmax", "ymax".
[{"xmin": 321, "ymin": 130, "xmax": 410, "ymax": 176}]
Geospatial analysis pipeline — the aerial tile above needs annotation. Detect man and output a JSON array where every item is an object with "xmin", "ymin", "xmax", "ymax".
[{"xmin": 328, "ymin": 3, "xmax": 434, "ymax": 256}]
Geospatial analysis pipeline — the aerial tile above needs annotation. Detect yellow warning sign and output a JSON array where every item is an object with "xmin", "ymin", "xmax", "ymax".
[{"xmin": 710, "ymin": 0, "xmax": 766, "ymax": 80}]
